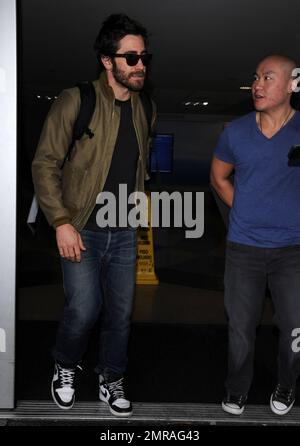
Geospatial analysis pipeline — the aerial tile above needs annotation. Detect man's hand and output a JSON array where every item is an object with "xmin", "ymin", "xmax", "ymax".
[{"xmin": 56, "ymin": 223, "xmax": 86, "ymax": 262}]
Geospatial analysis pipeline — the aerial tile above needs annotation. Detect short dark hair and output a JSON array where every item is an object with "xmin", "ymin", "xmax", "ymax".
[{"xmin": 94, "ymin": 13, "xmax": 148, "ymax": 60}]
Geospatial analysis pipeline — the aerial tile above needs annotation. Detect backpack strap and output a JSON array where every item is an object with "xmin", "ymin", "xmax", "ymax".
[
  {"xmin": 61, "ymin": 81, "xmax": 96, "ymax": 168},
  {"xmin": 73, "ymin": 81, "xmax": 96, "ymax": 140}
]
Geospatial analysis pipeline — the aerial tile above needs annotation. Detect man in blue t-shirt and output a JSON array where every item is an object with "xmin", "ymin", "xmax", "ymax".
[{"xmin": 211, "ymin": 54, "xmax": 300, "ymax": 416}]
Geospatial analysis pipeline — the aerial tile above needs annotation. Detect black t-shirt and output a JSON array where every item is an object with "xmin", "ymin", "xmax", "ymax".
[{"xmin": 84, "ymin": 98, "xmax": 139, "ymax": 231}]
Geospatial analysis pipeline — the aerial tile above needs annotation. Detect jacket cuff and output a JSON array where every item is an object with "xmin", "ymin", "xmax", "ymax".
[{"xmin": 52, "ymin": 217, "xmax": 72, "ymax": 229}]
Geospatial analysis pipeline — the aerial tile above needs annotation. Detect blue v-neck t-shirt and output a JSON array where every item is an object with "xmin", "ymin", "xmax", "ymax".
[{"xmin": 214, "ymin": 111, "xmax": 300, "ymax": 247}]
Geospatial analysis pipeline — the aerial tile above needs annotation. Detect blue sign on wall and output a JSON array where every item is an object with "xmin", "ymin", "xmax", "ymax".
[{"xmin": 150, "ymin": 133, "xmax": 174, "ymax": 173}]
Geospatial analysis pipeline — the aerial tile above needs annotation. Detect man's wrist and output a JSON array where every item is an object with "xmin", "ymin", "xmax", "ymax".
[{"xmin": 53, "ymin": 218, "xmax": 71, "ymax": 230}]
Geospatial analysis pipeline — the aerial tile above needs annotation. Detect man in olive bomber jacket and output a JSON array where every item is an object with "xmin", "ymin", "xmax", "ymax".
[{"xmin": 32, "ymin": 13, "xmax": 156, "ymax": 417}]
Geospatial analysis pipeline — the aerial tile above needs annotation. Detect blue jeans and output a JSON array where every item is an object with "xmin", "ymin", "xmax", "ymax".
[
  {"xmin": 224, "ymin": 241, "xmax": 300, "ymax": 395},
  {"xmin": 53, "ymin": 229, "xmax": 137, "ymax": 379}
]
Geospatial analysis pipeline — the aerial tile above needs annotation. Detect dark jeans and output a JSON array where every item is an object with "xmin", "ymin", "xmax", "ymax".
[
  {"xmin": 225, "ymin": 241, "xmax": 300, "ymax": 395},
  {"xmin": 53, "ymin": 229, "xmax": 137, "ymax": 379}
]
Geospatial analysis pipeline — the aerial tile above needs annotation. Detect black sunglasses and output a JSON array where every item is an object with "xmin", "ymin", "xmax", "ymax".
[{"xmin": 111, "ymin": 53, "xmax": 152, "ymax": 66}]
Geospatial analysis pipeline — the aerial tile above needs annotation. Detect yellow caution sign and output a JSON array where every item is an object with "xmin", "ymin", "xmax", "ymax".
[{"xmin": 136, "ymin": 192, "xmax": 159, "ymax": 285}]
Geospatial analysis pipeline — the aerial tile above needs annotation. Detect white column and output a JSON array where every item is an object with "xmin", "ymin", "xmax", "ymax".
[{"xmin": 0, "ymin": 0, "xmax": 17, "ymax": 408}]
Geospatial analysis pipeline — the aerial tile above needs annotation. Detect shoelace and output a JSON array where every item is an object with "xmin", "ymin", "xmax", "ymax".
[
  {"xmin": 107, "ymin": 378, "xmax": 125, "ymax": 399},
  {"xmin": 274, "ymin": 385, "xmax": 294, "ymax": 404},
  {"xmin": 235, "ymin": 395, "xmax": 246, "ymax": 405},
  {"xmin": 57, "ymin": 364, "xmax": 82, "ymax": 388}
]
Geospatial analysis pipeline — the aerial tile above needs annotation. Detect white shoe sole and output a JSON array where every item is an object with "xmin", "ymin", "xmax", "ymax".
[
  {"xmin": 222, "ymin": 401, "xmax": 244, "ymax": 415},
  {"xmin": 270, "ymin": 395, "xmax": 294, "ymax": 416},
  {"xmin": 99, "ymin": 389, "xmax": 133, "ymax": 417}
]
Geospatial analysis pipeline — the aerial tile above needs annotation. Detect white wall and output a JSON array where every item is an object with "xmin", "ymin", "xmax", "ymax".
[{"xmin": 0, "ymin": 0, "xmax": 17, "ymax": 408}]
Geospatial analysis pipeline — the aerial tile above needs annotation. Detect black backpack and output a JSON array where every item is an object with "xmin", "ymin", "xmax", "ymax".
[{"xmin": 61, "ymin": 81, "xmax": 154, "ymax": 168}]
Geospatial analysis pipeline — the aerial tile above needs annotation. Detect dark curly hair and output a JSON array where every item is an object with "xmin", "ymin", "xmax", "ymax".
[{"xmin": 94, "ymin": 13, "xmax": 149, "ymax": 61}]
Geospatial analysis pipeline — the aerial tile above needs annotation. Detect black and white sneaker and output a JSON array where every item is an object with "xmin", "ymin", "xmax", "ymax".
[
  {"xmin": 222, "ymin": 393, "xmax": 247, "ymax": 415},
  {"xmin": 51, "ymin": 363, "xmax": 79, "ymax": 410},
  {"xmin": 270, "ymin": 384, "xmax": 295, "ymax": 416},
  {"xmin": 99, "ymin": 375, "xmax": 132, "ymax": 417}
]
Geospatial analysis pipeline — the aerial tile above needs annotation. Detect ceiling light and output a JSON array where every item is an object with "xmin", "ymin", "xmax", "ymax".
[
  {"xmin": 240, "ymin": 86, "xmax": 251, "ymax": 90},
  {"xmin": 202, "ymin": 101, "xmax": 209, "ymax": 106}
]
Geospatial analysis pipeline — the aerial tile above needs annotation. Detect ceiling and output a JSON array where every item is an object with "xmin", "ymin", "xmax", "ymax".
[{"xmin": 20, "ymin": 0, "xmax": 300, "ymax": 116}]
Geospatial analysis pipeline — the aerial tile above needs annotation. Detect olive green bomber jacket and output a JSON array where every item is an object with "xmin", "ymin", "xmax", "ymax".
[{"xmin": 32, "ymin": 72, "xmax": 156, "ymax": 230}]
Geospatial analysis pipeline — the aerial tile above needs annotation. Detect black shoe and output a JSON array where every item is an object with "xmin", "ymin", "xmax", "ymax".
[
  {"xmin": 51, "ymin": 363, "xmax": 79, "ymax": 410},
  {"xmin": 99, "ymin": 375, "xmax": 132, "ymax": 417},
  {"xmin": 270, "ymin": 384, "xmax": 295, "ymax": 415},
  {"xmin": 222, "ymin": 393, "xmax": 247, "ymax": 415}
]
